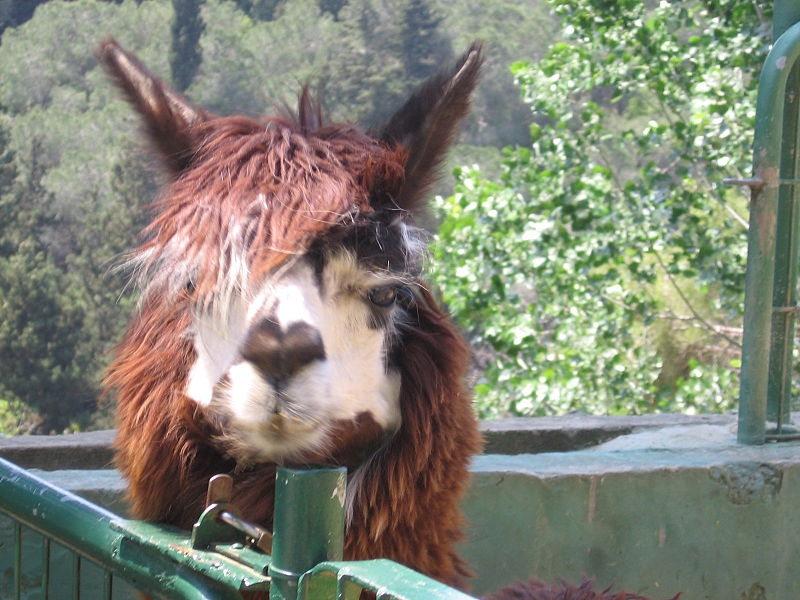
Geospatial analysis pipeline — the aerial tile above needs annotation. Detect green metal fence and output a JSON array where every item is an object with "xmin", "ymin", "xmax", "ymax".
[
  {"xmin": 0, "ymin": 457, "xmax": 473, "ymax": 600},
  {"xmin": 735, "ymin": 1, "xmax": 800, "ymax": 444}
]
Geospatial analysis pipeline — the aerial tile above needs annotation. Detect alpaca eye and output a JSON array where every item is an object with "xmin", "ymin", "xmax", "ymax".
[{"xmin": 368, "ymin": 285, "xmax": 398, "ymax": 308}]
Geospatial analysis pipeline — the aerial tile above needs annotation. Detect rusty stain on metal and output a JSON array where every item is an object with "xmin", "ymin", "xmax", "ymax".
[
  {"xmin": 773, "ymin": 304, "xmax": 800, "ymax": 313},
  {"xmin": 756, "ymin": 165, "xmax": 780, "ymax": 187}
]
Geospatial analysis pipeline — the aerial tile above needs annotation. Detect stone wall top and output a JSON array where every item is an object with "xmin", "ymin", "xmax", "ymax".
[{"xmin": 0, "ymin": 412, "xmax": 756, "ymax": 470}]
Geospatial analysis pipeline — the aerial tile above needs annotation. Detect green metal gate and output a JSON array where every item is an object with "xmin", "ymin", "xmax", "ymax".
[{"xmin": 0, "ymin": 457, "xmax": 473, "ymax": 600}]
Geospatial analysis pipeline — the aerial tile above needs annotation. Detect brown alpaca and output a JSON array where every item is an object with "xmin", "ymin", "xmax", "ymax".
[
  {"xmin": 100, "ymin": 40, "xmax": 675, "ymax": 600},
  {"xmin": 101, "ymin": 37, "xmax": 482, "ymax": 588}
]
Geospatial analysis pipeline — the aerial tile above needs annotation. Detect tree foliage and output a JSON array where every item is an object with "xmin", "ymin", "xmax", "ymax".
[
  {"xmin": 0, "ymin": 0, "xmax": 772, "ymax": 431},
  {"xmin": 431, "ymin": 0, "xmax": 769, "ymax": 417}
]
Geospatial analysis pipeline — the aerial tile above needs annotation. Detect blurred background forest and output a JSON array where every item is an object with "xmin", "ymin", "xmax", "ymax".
[{"xmin": 0, "ymin": 0, "xmax": 773, "ymax": 433}]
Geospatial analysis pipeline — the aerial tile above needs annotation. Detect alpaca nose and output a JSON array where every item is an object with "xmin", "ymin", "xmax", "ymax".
[{"xmin": 241, "ymin": 318, "xmax": 325, "ymax": 384}]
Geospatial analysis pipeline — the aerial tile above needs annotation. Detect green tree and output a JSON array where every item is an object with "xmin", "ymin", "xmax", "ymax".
[
  {"xmin": 317, "ymin": 0, "xmax": 451, "ymax": 127},
  {"xmin": 62, "ymin": 151, "xmax": 154, "ymax": 430},
  {"xmin": 318, "ymin": 0, "xmax": 346, "ymax": 20},
  {"xmin": 0, "ymin": 240, "xmax": 92, "ymax": 432},
  {"xmin": 431, "ymin": 0, "xmax": 768, "ymax": 417},
  {"xmin": 0, "ymin": 129, "xmax": 19, "ymax": 254},
  {"xmin": 432, "ymin": 0, "xmax": 556, "ymax": 148},
  {"xmin": 0, "ymin": 0, "xmax": 174, "ymax": 431},
  {"xmin": 399, "ymin": 0, "xmax": 452, "ymax": 82},
  {"xmin": 170, "ymin": 0, "xmax": 205, "ymax": 91},
  {"xmin": 0, "ymin": 133, "xmax": 94, "ymax": 433},
  {"xmin": 232, "ymin": 0, "xmax": 285, "ymax": 21},
  {"xmin": 0, "ymin": 0, "xmax": 45, "ymax": 36},
  {"xmin": 187, "ymin": 0, "xmax": 343, "ymax": 116}
]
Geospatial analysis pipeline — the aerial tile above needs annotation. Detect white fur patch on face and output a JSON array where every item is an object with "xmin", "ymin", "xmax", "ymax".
[
  {"xmin": 187, "ymin": 253, "xmax": 404, "ymax": 463},
  {"xmin": 187, "ymin": 296, "xmax": 250, "ymax": 407}
]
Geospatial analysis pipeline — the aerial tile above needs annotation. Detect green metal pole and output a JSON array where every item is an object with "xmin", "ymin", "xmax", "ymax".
[
  {"xmin": 767, "ymin": 0, "xmax": 800, "ymax": 431},
  {"xmin": 269, "ymin": 466, "xmax": 347, "ymax": 600},
  {"xmin": 738, "ymin": 17, "xmax": 800, "ymax": 443}
]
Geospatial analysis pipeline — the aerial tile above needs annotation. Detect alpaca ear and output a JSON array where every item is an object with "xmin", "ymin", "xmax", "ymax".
[
  {"xmin": 95, "ymin": 38, "xmax": 210, "ymax": 175},
  {"xmin": 376, "ymin": 42, "xmax": 483, "ymax": 213}
]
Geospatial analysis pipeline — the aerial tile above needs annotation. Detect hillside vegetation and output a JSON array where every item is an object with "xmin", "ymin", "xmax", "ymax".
[{"xmin": 0, "ymin": 0, "xmax": 771, "ymax": 432}]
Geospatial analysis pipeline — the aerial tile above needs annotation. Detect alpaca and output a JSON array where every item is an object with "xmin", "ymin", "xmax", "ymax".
[
  {"xmin": 100, "ymin": 40, "xmax": 675, "ymax": 600},
  {"xmin": 101, "ymin": 37, "xmax": 482, "ymax": 588}
]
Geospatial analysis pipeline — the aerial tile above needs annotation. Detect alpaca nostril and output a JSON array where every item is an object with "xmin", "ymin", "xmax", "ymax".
[{"xmin": 241, "ymin": 319, "xmax": 325, "ymax": 383}]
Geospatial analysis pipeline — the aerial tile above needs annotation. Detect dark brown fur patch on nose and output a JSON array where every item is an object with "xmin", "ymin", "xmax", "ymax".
[{"xmin": 241, "ymin": 319, "xmax": 325, "ymax": 383}]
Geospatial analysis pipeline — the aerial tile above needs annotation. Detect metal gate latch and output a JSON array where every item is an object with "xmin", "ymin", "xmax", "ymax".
[{"xmin": 191, "ymin": 473, "xmax": 273, "ymax": 554}]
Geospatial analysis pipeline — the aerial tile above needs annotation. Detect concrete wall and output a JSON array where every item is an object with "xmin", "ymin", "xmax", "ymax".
[
  {"xmin": 464, "ymin": 424, "xmax": 799, "ymax": 599},
  {"xmin": 1, "ymin": 414, "xmax": 797, "ymax": 600}
]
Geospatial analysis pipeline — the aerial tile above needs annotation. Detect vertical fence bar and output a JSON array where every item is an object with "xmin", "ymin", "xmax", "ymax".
[
  {"xmin": 738, "ymin": 181, "xmax": 778, "ymax": 444},
  {"xmin": 42, "ymin": 538, "xmax": 51, "ymax": 599},
  {"xmin": 14, "ymin": 522, "xmax": 21, "ymax": 600},
  {"xmin": 269, "ymin": 466, "xmax": 347, "ymax": 600},
  {"xmin": 73, "ymin": 554, "xmax": 81, "ymax": 600},
  {"xmin": 103, "ymin": 570, "xmax": 113, "ymax": 600}
]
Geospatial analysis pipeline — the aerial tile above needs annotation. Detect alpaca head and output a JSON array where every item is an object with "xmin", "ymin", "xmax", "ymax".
[{"xmin": 99, "ymin": 40, "xmax": 482, "ymax": 467}]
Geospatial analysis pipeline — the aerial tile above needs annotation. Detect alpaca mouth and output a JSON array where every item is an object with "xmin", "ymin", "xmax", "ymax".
[
  {"xmin": 205, "ymin": 387, "xmax": 317, "ymax": 437},
  {"xmin": 258, "ymin": 410, "xmax": 315, "ymax": 435},
  {"xmin": 211, "ymin": 406, "xmax": 326, "ymax": 465}
]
